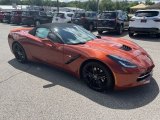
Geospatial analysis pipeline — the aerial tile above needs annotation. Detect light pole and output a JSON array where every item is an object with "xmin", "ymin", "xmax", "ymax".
[
  {"xmin": 57, "ymin": 0, "xmax": 59, "ymax": 13},
  {"xmin": 97, "ymin": 0, "xmax": 99, "ymax": 13}
]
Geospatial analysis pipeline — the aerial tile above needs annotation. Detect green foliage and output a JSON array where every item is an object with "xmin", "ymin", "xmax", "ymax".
[
  {"xmin": 0, "ymin": 0, "xmax": 155, "ymax": 13},
  {"xmin": 145, "ymin": 0, "xmax": 154, "ymax": 5}
]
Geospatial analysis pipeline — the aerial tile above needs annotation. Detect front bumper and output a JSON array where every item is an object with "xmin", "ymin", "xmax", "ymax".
[
  {"xmin": 97, "ymin": 26, "xmax": 116, "ymax": 31},
  {"xmin": 129, "ymin": 27, "xmax": 160, "ymax": 34},
  {"xmin": 114, "ymin": 69, "xmax": 153, "ymax": 90},
  {"xmin": 102, "ymin": 57, "xmax": 154, "ymax": 90}
]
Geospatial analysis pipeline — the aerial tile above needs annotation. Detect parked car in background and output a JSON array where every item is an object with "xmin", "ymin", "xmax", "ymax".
[
  {"xmin": 52, "ymin": 12, "xmax": 74, "ymax": 23},
  {"xmin": 3, "ymin": 12, "xmax": 11, "ymax": 23},
  {"xmin": 10, "ymin": 10, "xmax": 23, "ymax": 24},
  {"xmin": 21, "ymin": 10, "xmax": 52, "ymax": 26},
  {"xmin": 71, "ymin": 11, "xmax": 97, "ymax": 31},
  {"xmin": 46, "ymin": 11, "xmax": 56, "ymax": 17},
  {"xmin": 129, "ymin": 9, "xmax": 160, "ymax": 37},
  {"xmin": 97, "ymin": 10, "xmax": 129, "ymax": 34},
  {"xmin": 0, "ymin": 11, "xmax": 4, "ymax": 22}
]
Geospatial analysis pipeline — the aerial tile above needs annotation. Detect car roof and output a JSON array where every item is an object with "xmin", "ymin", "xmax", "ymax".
[{"xmin": 58, "ymin": 11, "xmax": 74, "ymax": 14}]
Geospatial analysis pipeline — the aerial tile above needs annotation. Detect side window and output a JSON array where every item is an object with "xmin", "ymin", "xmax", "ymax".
[
  {"xmin": 118, "ymin": 12, "xmax": 122, "ymax": 19},
  {"xmin": 123, "ymin": 12, "xmax": 128, "ymax": 21},
  {"xmin": 35, "ymin": 28, "xmax": 50, "ymax": 39},
  {"xmin": 39, "ymin": 12, "xmax": 47, "ymax": 16},
  {"xmin": 67, "ymin": 14, "xmax": 73, "ymax": 17}
]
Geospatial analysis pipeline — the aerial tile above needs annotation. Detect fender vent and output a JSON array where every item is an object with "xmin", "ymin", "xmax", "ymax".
[{"xmin": 120, "ymin": 45, "xmax": 132, "ymax": 51}]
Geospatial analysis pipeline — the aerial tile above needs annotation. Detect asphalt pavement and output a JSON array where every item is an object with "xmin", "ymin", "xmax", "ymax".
[{"xmin": 0, "ymin": 23, "xmax": 160, "ymax": 120}]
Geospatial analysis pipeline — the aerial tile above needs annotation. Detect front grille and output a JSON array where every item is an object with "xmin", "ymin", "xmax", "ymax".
[
  {"xmin": 137, "ymin": 71, "xmax": 152, "ymax": 82},
  {"xmin": 120, "ymin": 45, "xmax": 132, "ymax": 51}
]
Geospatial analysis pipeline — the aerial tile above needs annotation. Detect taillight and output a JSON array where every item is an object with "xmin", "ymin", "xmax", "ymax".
[{"xmin": 153, "ymin": 18, "xmax": 160, "ymax": 22}]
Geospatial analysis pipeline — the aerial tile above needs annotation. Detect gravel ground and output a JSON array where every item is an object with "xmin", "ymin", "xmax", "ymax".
[{"xmin": 0, "ymin": 23, "xmax": 160, "ymax": 120}]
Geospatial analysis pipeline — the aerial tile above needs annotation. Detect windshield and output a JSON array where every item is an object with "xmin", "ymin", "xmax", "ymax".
[
  {"xmin": 53, "ymin": 25, "xmax": 97, "ymax": 44},
  {"xmin": 4, "ymin": 12, "xmax": 10, "ymax": 15},
  {"xmin": 100, "ymin": 12, "xmax": 116, "ymax": 19},
  {"xmin": 86, "ymin": 12, "xmax": 97, "ymax": 18},
  {"xmin": 135, "ymin": 11, "xmax": 159, "ymax": 17},
  {"xmin": 11, "ymin": 11, "xmax": 17, "ymax": 16},
  {"xmin": 73, "ymin": 13, "xmax": 85, "ymax": 18},
  {"xmin": 22, "ymin": 11, "xmax": 30, "ymax": 16}
]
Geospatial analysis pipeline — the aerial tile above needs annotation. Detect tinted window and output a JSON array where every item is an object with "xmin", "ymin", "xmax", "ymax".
[
  {"xmin": 86, "ymin": 12, "xmax": 97, "ymax": 18},
  {"xmin": 11, "ymin": 11, "xmax": 17, "ymax": 16},
  {"xmin": 22, "ymin": 11, "xmax": 30, "ymax": 16},
  {"xmin": 39, "ymin": 12, "xmax": 47, "ymax": 16},
  {"xmin": 4, "ymin": 12, "xmax": 10, "ymax": 15},
  {"xmin": 100, "ymin": 12, "xmax": 116, "ymax": 19},
  {"xmin": 57, "ymin": 13, "xmax": 65, "ymax": 18},
  {"xmin": 73, "ymin": 13, "xmax": 85, "ymax": 18},
  {"xmin": 67, "ymin": 14, "xmax": 73, "ymax": 17},
  {"xmin": 30, "ymin": 11, "xmax": 38, "ymax": 16},
  {"xmin": 35, "ymin": 28, "xmax": 50, "ymax": 39},
  {"xmin": 135, "ymin": 11, "xmax": 159, "ymax": 17},
  {"xmin": 54, "ymin": 25, "xmax": 97, "ymax": 44}
]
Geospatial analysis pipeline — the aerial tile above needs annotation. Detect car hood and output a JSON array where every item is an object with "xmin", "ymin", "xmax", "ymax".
[{"xmin": 70, "ymin": 36, "xmax": 154, "ymax": 68}]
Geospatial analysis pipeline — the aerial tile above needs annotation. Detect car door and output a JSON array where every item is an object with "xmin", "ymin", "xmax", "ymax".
[
  {"xmin": 27, "ymin": 27, "xmax": 64, "ymax": 67},
  {"xmin": 53, "ymin": 13, "xmax": 65, "ymax": 23}
]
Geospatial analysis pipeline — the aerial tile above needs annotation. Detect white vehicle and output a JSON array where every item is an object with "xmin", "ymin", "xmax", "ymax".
[
  {"xmin": 52, "ymin": 12, "xmax": 74, "ymax": 23},
  {"xmin": 129, "ymin": 9, "xmax": 160, "ymax": 37}
]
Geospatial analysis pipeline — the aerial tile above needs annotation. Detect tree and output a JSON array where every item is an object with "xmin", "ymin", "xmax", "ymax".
[
  {"xmin": 145, "ymin": 0, "xmax": 154, "ymax": 5},
  {"xmin": 100, "ymin": 0, "xmax": 115, "ymax": 11}
]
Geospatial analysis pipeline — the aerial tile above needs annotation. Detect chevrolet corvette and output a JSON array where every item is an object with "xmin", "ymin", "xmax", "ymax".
[{"xmin": 8, "ymin": 23, "xmax": 155, "ymax": 92}]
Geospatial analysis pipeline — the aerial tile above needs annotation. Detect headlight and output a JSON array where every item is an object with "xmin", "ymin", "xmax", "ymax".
[{"xmin": 108, "ymin": 55, "xmax": 137, "ymax": 68}]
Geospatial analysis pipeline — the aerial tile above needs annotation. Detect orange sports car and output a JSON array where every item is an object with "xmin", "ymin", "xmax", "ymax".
[{"xmin": 8, "ymin": 23, "xmax": 155, "ymax": 92}]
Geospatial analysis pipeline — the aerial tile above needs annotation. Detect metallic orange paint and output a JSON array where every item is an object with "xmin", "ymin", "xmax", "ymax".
[{"xmin": 8, "ymin": 27, "xmax": 155, "ymax": 90}]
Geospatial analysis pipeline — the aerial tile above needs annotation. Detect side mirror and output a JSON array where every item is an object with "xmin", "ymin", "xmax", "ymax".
[
  {"xmin": 47, "ymin": 33, "xmax": 63, "ymax": 44},
  {"xmin": 47, "ymin": 33, "xmax": 57, "ymax": 40}
]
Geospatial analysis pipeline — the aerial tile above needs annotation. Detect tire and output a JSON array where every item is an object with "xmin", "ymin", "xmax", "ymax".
[
  {"xmin": 35, "ymin": 20, "xmax": 40, "ymax": 26},
  {"xmin": 129, "ymin": 30, "xmax": 134, "ymax": 38},
  {"xmin": 98, "ymin": 30, "xmax": 103, "ymax": 34},
  {"xmin": 7, "ymin": 20, "xmax": 10, "ymax": 24},
  {"xmin": 12, "ymin": 43, "xmax": 27, "ymax": 63},
  {"xmin": 89, "ymin": 24, "xmax": 94, "ymax": 31},
  {"xmin": 81, "ymin": 62, "xmax": 114, "ymax": 92},
  {"xmin": 117, "ymin": 24, "xmax": 123, "ymax": 35},
  {"xmin": 156, "ymin": 33, "xmax": 160, "ymax": 38}
]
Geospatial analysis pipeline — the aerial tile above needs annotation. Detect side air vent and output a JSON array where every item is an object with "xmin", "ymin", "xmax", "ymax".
[{"xmin": 120, "ymin": 45, "xmax": 132, "ymax": 51}]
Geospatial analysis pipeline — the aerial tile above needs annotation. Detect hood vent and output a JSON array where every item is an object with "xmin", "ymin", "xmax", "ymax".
[{"xmin": 120, "ymin": 45, "xmax": 132, "ymax": 51}]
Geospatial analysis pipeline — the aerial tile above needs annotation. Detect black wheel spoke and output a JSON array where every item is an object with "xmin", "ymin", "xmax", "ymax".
[
  {"xmin": 82, "ymin": 63, "xmax": 111, "ymax": 91},
  {"xmin": 13, "ymin": 44, "xmax": 27, "ymax": 63}
]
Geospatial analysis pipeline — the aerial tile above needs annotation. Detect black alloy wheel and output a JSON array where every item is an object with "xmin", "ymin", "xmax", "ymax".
[
  {"xmin": 82, "ymin": 62, "xmax": 114, "ymax": 92},
  {"xmin": 89, "ymin": 24, "xmax": 94, "ymax": 32},
  {"xmin": 129, "ymin": 31, "xmax": 134, "ymax": 38},
  {"xmin": 117, "ymin": 24, "xmax": 123, "ymax": 35},
  {"xmin": 98, "ymin": 30, "xmax": 103, "ymax": 34},
  {"xmin": 12, "ymin": 43, "xmax": 27, "ymax": 63}
]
